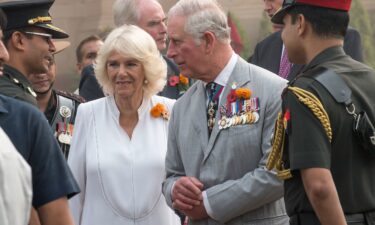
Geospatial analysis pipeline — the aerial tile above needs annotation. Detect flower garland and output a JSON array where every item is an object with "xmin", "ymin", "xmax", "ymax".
[
  {"xmin": 150, "ymin": 103, "xmax": 170, "ymax": 120},
  {"xmin": 168, "ymin": 74, "xmax": 190, "ymax": 94}
]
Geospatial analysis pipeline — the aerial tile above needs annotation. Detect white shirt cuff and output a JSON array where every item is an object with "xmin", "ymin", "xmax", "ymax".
[{"xmin": 202, "ymin": 191, "xmax": 217, "ymax": 220}]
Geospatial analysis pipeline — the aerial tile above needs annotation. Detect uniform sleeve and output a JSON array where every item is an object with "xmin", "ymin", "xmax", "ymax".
[
  {"xmin": 68, "ymin": 103, "xmax": 89, "ymax": 225},
  {"xmin": 284, "ymin": 89, "xmax": 331, "ymax": 170},
  {"xmin": 29, "ymin": 108, "xmax": 79, "ymax": 208}
]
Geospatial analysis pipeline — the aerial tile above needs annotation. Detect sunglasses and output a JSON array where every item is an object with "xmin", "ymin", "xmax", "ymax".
[{"xmin": 23, "ymin": 31, "xmax": 52, "ymax": 43}]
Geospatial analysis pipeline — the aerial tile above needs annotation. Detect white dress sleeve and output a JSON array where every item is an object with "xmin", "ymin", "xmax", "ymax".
[{"xmin": 68, "ymin": 103, "xmax": 90, "ymax": 225}]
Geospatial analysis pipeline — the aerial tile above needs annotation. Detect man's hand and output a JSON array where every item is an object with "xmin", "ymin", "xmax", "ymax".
[
  {"xmin": 172, "ymin": 176, "xmax": 204, "ymax": 211},
  {"xmin": 181, "ymin": 203, "xmax": 209, "ymax": 221}
]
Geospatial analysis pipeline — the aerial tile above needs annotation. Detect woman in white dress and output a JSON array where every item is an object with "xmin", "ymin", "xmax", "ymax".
[{"xmin": 68, "ymin": 25, "xmax": 180, "ymax": 225}]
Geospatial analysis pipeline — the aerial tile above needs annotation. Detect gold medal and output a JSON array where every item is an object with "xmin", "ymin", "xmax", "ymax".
[
  {"xmin": 253, "ymin": 112, "xmax": 259, "ymax": 123},
  {"xmin": 241, "ymin": 114, "xmax": 247, "ymax": 125},
  {"xmin": 235, "ymin": 116, "xmax": 241, "ymax": 126},
  {"xmin": 208, "ymin": 118, "xmax": 215, "ymax": 129},
  {"xmin": 218, "ymin": 117, "xmax": 227, "ymax": 130}
]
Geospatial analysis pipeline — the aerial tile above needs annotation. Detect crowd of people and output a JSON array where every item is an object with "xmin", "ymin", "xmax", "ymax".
[{"xmin": 0, "ymin": 0, "xmax": 374, "ymax": 225}]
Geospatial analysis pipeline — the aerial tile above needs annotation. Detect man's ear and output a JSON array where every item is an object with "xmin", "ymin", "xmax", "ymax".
[
  {"xmin": 76, "ymin": 63, "xmax": 83, "ymax": 74},
  {"xmin": 297, "ymin": 14, "xmax": 307, "ymax": 37},
  {"xmin": 10, "ymin": 31, "xmax": 27, "ymax": 51},
  {"xmin": 202, "ymin": 31, "xmax": 215, "ymax": 54}
]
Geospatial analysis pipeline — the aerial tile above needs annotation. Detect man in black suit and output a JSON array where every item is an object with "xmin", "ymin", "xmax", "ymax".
[{"xmin": 250, "ymin": 0, "xmax": 363, "ymax": 81}]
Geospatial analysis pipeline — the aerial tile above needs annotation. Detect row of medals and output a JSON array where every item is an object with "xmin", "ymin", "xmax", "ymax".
[
  {"xmin": 218, "ymin": 98, "xmax": 260, "ymax": 130},
  {"xmin": 218, "ymin": 111, "xmax": 259, "ymax": 130},
  {"xmin": 57, "ymin": 106, "xmax": 73, "ymax": 145}
]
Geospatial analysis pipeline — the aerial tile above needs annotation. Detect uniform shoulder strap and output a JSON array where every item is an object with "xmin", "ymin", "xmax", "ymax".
[
  {"xmin": 311, "ymin": 68, "xmax": 352, "ymax": 106},
  {"xmin": 55, "ymin": 89, "xmax": 86, "ymax": 103}
]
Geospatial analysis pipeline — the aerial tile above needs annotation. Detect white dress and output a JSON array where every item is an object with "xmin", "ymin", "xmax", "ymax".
[{"xmin": 68, "ymin": 95, "xmax": 179, "ymax": 225}]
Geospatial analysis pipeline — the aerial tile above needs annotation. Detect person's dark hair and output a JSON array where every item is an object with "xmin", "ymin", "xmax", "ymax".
[
  {"xmin": 287, "ymin": 5, "xmax": 349, "ymax": 39},
  {"xmin": 3, "ymin": 27, "xmax": 35, "ymax": 47},
  {"xmin": 76, "ymin": 35, "xmax": 102, "ymax": 63},
  {"xmin": 0, "ymin": 9, "xmax": 7, "ymax": 31}
]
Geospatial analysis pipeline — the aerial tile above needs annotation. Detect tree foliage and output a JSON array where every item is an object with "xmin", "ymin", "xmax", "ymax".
[
  {"xmin": 228, "ymin": 11, "xmax": 251, "ymax": 60},
  {"xmin": 350, "ymin": 0, "xmax": 375, "ymax": 68},
  {"xmin": 258, "ymin": 12, "xmax": 273, "ymax": 43}
]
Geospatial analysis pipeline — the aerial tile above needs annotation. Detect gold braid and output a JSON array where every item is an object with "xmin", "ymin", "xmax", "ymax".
[
  {"xmin": 289, "ymin": 87, "xmax": 332, "ymax": 142},
  {"xmin": 266, "ymin": 86, "xmax": 332, "ymax": 180}
]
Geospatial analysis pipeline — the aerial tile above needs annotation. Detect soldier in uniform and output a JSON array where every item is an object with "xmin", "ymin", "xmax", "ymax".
[
  {"xmin": 27, "ymin": 41, "xmax": 85, "ymax": 159},
  {"xmin": 0, "ymin": 0, "xmax": 68, "ymax": 107},
  {"xmin": 267, "ymin": 0, "xmax": 375, "ymax": 225},
  {"xmin": 0, "ymin": 3, "xmax": 79, "ymax": 225}
]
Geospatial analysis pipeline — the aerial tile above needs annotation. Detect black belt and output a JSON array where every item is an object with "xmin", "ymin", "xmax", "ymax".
[{"xmin": 290, "ymin": 211, "xmax": 375, "ymax": 225}]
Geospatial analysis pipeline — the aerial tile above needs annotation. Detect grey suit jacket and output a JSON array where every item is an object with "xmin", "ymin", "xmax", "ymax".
[
  {"xmin": 250, "ymin": 27, "xmax": 363, "ymax": 82},
  {"xmin": 163, "ymin": 58, "xmax": 289, "ymax": 225}
]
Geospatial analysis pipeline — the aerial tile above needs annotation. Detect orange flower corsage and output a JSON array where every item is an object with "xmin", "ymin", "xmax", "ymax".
[
  {"xmin": 150, "ymin": 103, "xmax": 170, "ymax": 120},
  {"xmin": 179, "ymin": 74, "xmax": 189, "ymax": 85},
  {"xmin": 235, "ymin": 88, "xmax": 252, "ymax": 99}
]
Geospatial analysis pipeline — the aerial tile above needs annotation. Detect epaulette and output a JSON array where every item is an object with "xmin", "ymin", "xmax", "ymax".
[
  {"xmin": 55, "ymin": 90, "xmax": 86, "ymax": 103},
  {"xmin": 3, "ymin": 73, "xmax": 37, "ymax": 97}
]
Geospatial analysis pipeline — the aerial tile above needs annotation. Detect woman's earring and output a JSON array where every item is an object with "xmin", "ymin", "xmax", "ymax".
[{"xmin": 144, "ymin": 79, "xmax": 149, "ymax": 84}]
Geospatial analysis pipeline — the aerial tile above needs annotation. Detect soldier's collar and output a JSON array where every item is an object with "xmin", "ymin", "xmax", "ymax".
[
  {"xmin": 4, "ymin": 64, "xmax": 33, "ymax": 86},
  {"xmin": 301, "ymin": 46, "xmax": 346, "ymax": 74}
]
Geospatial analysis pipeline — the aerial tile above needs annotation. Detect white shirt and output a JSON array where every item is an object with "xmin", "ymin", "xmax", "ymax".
[
  {"xmin": 204, "ymin": 53, "xmax": 238, "ymax": 104},
  {"xmin": 0, "ymin": 127, "xmax": 32, "ymax": 225},
  {"xmin": 68, "ymin": 95, "xmax": 180, "ymax": 225}
]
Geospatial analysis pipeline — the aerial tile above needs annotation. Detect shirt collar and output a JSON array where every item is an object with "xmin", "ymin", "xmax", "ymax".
[
  {"xmin": 213, "ymin": 52, "xmax": 238, "ymax": 87},
  {"xmin": 302, "ymin": 46, "xmax": 346, "ymax": 73}
]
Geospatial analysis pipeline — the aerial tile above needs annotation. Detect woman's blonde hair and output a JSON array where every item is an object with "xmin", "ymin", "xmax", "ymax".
[{"xmin": 95, "ymin": 24, "xmax": 167, "ymax": 98}]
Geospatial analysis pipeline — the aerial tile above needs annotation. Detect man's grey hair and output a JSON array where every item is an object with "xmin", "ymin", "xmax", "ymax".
[
  {"xmin": 113, "ymin": 0, "xmax": 162, "ymax": 27},
  {"xmin": 113, "ymin": 0, "xmax": 139, "ymax": 27},
  {"xmin": 168, "ymin": 0, "xmax": 231, "ymax": 45}
]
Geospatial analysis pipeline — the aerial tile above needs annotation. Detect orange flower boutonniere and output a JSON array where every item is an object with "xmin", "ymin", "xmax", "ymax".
[
  {"xmin": 150, "ymin": 103, "xmax": 170, "ymax": 120},
  {"xmin": 235, "ymin": 88, "xmax": 252, "ymax": 100},
  {"xmin": 179, "ymin": 74, "xmax": 189, "ymax": 85}
]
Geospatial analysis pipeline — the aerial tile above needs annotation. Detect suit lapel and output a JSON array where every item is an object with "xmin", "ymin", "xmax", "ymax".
[
  {"xmin": 203, "ymin": 58, "xmax": 251, "ymax": 161},
  {"xmin": 271, "ymin": 31, "xmax": 284, "ymax": 74},
  {"xmin": 191, "ymin": 82, "xmax": 209, "ymax": 150}
]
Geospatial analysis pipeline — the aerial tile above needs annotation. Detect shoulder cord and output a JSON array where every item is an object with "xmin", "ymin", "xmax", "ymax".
[{"xmin": 266, "ymin": 86, "xmax": 332, "ymax": 180}]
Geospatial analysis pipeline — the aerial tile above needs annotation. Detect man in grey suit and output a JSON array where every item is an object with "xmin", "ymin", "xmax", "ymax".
[
  {"xmin": 250, "ymin": 0, "xmax": 363, "ymax": 82},
  {"xmin": 162, "ymin": 0, "xmax": 289, "ymax": 224}
]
